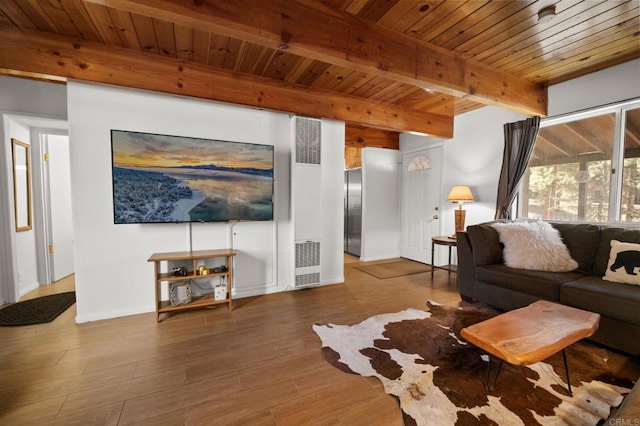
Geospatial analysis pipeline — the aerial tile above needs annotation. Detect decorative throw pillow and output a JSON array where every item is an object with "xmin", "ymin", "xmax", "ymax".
[
  {"xmin": 603, "ymin": 240, "xmax": 640, "ymax": 285},
  {"xmin": 491, "ymin": 221, "xmax": 578, "ymax": 272}
]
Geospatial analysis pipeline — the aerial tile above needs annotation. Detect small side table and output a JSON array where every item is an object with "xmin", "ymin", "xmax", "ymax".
[{"xmin": 431, "ymin": 236, "xmax": 457, "ymax": 279}]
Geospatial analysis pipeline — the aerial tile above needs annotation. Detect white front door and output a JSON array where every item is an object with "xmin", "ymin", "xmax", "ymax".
[
  {"xmin": 400, "ymin": 147, "xmax": 442, "ymax": 264},
  {"xmin": 46, "ymin": 134, "xmax": 75, "ymax": 282}
]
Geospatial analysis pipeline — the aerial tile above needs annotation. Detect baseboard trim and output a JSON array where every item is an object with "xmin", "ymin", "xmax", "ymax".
[
  {"xmin": 359, "ymin": 255, "xmax": 401, "ymax": 262},
  {"xmin": 75, "ymin": 304, "xmax": 154, "ymax": 323},
  {"xmin": 19, "ymin": 282, "xmax": 40, "ymax": 298}
]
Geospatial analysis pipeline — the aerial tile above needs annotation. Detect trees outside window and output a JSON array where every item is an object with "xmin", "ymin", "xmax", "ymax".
[
  {"xmin": 521, "ymin": 101, "xmax": 640, "ymax": 224},
  {"xmin": 621, "ymin": 107, "xmax": 640, "ymax": 222}
]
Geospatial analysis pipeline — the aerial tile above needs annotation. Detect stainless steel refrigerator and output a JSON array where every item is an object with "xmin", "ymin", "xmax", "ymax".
[{"xmin": 344, "ymin": 168, "xmax": 362, "ymax": 257}]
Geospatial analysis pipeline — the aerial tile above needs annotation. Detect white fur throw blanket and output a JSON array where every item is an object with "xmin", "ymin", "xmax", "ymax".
[{"xmin": 491, "ymin": 221, "xmax": 578, "ymax": 272}]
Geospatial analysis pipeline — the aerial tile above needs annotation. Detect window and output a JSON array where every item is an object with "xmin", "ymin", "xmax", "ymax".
[
  {"xmin": 621, "ymin": 107, "xmax": 640, "ymax": 222},
  {"xmin": 407, "ymin": 156, "xmax": 431, "ymax": 171},
  {"xmin": 521, "ymin": 100, "xmax": 640, "ymax": 223}
]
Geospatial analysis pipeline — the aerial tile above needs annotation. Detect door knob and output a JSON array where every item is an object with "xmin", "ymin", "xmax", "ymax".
[{"xmin": 433, "ymin": 214, "xmax": 439, "ymax": 219}]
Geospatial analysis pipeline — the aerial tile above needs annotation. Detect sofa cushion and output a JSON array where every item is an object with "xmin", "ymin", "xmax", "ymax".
[
  {"xmin": 561, "ymin": 276, "xmax": 640, "ymax": 326},
  {"xmin": 475, "ymin": 264, "xmax": 585, "ymax": 301},
  {"xmin": 594, "ymin": 228, "xmax": 640, "ymax": 276},
  {"xmin": 491, "ymin": 221, "xmax": 578, "ymax": 272},
  {"xmin": 603, "ymin": 240, "xmax": 640, "ymax": 285},
  {"xmin": 551, "ymin": 222, "xmax": 602, "ymax": 275},
  {"xmin": 467, "ymin": 224, "xmax": 503, "ymax": 265}
]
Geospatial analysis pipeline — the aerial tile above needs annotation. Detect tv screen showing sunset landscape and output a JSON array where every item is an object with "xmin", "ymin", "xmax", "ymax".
[{"xmin": 111, "ymin": 130, "xmax": 274, "ymax": 224}]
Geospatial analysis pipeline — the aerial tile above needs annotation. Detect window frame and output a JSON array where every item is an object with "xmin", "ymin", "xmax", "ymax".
[{"xmin": 517, "ymin": 98, "xmax": 640, "ymax": 225}]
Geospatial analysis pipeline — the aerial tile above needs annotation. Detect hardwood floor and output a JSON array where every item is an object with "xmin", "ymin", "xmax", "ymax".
[{"xmin": 0, "ymin": 257, "xmax": 635, "ymax": 425}]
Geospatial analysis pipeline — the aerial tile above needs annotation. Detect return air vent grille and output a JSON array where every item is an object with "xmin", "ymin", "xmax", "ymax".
[
  {"xmin": 296, "ymin": 273, "xmax": 320, "ymax": 287},
  {"xmin": 295, "ymin": 240, "xmax": 321, "ymax": 287},
  {"xmin": 295, "ymin": 117, "xmax": 321, "ymax": 165},
  {"xmin": 295, "ymin": 241, "xmax": 320, "ymax": 268}
]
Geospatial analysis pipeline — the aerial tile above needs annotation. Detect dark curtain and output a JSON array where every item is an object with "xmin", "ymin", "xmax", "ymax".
[{"xmin": 494, "ymin": 116, "xmax": 541, "ymax": 219}]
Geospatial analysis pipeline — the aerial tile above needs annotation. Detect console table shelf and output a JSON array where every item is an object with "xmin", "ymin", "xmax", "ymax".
[{"xmin": 148, "ymin": 249, "xmax": 236, "ymax": 322}]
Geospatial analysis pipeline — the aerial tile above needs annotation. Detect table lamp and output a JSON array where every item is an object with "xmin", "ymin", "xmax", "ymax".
[{"xmin": 447, "ymin": 185, "xmax": 474, "ymax": 238}]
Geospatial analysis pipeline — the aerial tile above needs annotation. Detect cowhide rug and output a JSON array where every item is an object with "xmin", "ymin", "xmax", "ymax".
[{"xmin": 312, "ymin": 302, "xmax": 636, "ymax": 426}]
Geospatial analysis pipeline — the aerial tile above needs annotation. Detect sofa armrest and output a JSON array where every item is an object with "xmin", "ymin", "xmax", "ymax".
[{"xmin": 456, "ymin": 231, "xmax": 475, "ymax": 301}]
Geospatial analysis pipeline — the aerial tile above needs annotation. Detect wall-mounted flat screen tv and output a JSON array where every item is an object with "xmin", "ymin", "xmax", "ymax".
[{"xmin": 111, "ymin": 130, "xmax": 274, "ymax": 224}]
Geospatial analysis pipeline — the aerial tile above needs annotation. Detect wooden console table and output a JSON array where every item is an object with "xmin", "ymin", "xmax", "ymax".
[{"xmin": 148, "ymin": 249, "xmax": 236, "ymax": 322}]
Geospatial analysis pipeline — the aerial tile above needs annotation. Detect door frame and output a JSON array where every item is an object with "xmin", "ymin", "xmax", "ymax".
[{"xmin": 400, "ymin": 144, "xmax": 444, "ymax": 264}]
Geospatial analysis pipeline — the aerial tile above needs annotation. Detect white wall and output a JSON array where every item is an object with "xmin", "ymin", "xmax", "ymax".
[
  {"xmin": 443, "ymin": 107, "xmax": 526, "ymax": 233},
  {"xmin": 67, "ymin": 81, "xmax": 299, "ymax": 322},
  {"xmin": 399, "ymin": 132, "xmax": 442, "ymax": 152},
  {"xmin": 548, "ymin": 59, "xmax": 640, "ymax": 117},
  {"xmin": 0, "ymin": 76, "xmax": 68, "ymax": 118},
  {"xmin": 319, "ymin": 120, "xmax": 346, "ymax": 285},
  {"xmin": 6, "ymin": 119, "xmax": 39, "ymax": 296},
  {"xmin": 0, "ymin": 76, "xmax": 67, "ymax": 304},
  {"xmin": 0, "ymin": 75, "xmax": 343, "ymax": 320},
  {"xmin": 360, "ymin": 147, "xmax": 400, "ymax": 261}
]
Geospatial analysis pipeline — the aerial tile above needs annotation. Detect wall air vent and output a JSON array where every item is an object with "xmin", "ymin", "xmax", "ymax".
[
  {"xmin": 295, "ymin": 117, "xmax": 321, "ymax": 165},
  {"xmin": 296, "ymin": 273, "xmax": 321, "ymax": 287},
  {"xmin": 295, "ymin": 240, "xmax": 321, "ymax": 287},
  {"xmin": 295, "ymin": 240, "xmax": 320, "ymax": 268}
]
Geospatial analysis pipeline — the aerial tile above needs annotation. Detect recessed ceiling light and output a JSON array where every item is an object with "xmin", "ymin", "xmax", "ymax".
[
  {"xmin": 538, "ymin": 5, "xmax": 556, "ymax": 24},
  {"xmin": 423, "ymin": 87, "xmax": 434, "ymax": 93}
]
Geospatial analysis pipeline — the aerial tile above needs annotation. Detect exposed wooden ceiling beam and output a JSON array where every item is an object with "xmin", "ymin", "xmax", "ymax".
[
  {"xmin": 0, "ymin": 68, "xmax": 66, "ymax": 84},
  {"xmin": 625, "ymin": 128, "xmax": 640, "ymax": 147},
  {"xmin": 0, "ymin": 28, "xmax": 452, "ymax": 137},
  {"xmin": 560, "ymin": 123, "xmax": 602, "ymax": 153},
  {"xmin": 345, "ymin": 126, "xmax": 399, "ymax": 149},
  {"xmin": 605, "ymin": 113, "xmax": 640, "ymax": 148},
  {"xmin": 84, "ymin": 0, "xmax": 547, "ymax": 116},
  {"xmin": 536, "ymin": 134, "xmax": 572, "ymax": 157}
]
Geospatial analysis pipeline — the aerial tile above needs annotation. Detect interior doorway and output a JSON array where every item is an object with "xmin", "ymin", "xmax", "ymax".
[
  {"xmin": 39, "ymin": 132, "xmax": 74, "ymax": 282},
  {"xmin": 400, "ymin": 146, "xmax": 442, "ymax": 264},
  {"xmin": 1, "ymin": 115, "xmax": 71, "ymax": 304}
]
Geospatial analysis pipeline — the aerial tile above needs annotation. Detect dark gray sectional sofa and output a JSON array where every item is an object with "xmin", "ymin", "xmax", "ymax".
[{"xmin": 457, "ymin": 221, "xmax": 640, "ymax": 356}]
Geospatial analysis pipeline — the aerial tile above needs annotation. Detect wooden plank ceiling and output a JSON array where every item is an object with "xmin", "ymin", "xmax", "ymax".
[{"xmin": 0, "ymin": 0, "xmax": 638, "ymax": 148}]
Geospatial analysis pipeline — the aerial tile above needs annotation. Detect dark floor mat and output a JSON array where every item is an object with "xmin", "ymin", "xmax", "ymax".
[{"xmin": 0, "ymin": 292, "xmax": 75, "ymax": 326}]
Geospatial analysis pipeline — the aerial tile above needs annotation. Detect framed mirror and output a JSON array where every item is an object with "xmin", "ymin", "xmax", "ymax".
[{"xmin": 12, "ymin": 138, "xmax": 32, "ymax": 232}]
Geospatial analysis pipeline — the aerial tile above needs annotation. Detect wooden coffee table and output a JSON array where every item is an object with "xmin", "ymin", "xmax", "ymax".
[{"xmin": 460, "ymin": 300, "xmax": 600, "ymax": 395}]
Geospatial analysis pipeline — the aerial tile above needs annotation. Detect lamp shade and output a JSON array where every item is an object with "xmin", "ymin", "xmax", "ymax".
[{"xmin": 447, "ymin": 185, "xmax": 475, "ymax": 203}]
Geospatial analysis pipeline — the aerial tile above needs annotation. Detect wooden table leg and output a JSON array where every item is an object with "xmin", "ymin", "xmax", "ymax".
[
  {"xmin": 431, "ymin": 240, "xmax": 435, "ymax": 279},
  {"xmin": 485, "ymin": 354, "xmax": 503, "ymax": 391},
  {"xmin": 562, "ymin": 349, "xmax": 573, "ymax": 397}
]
